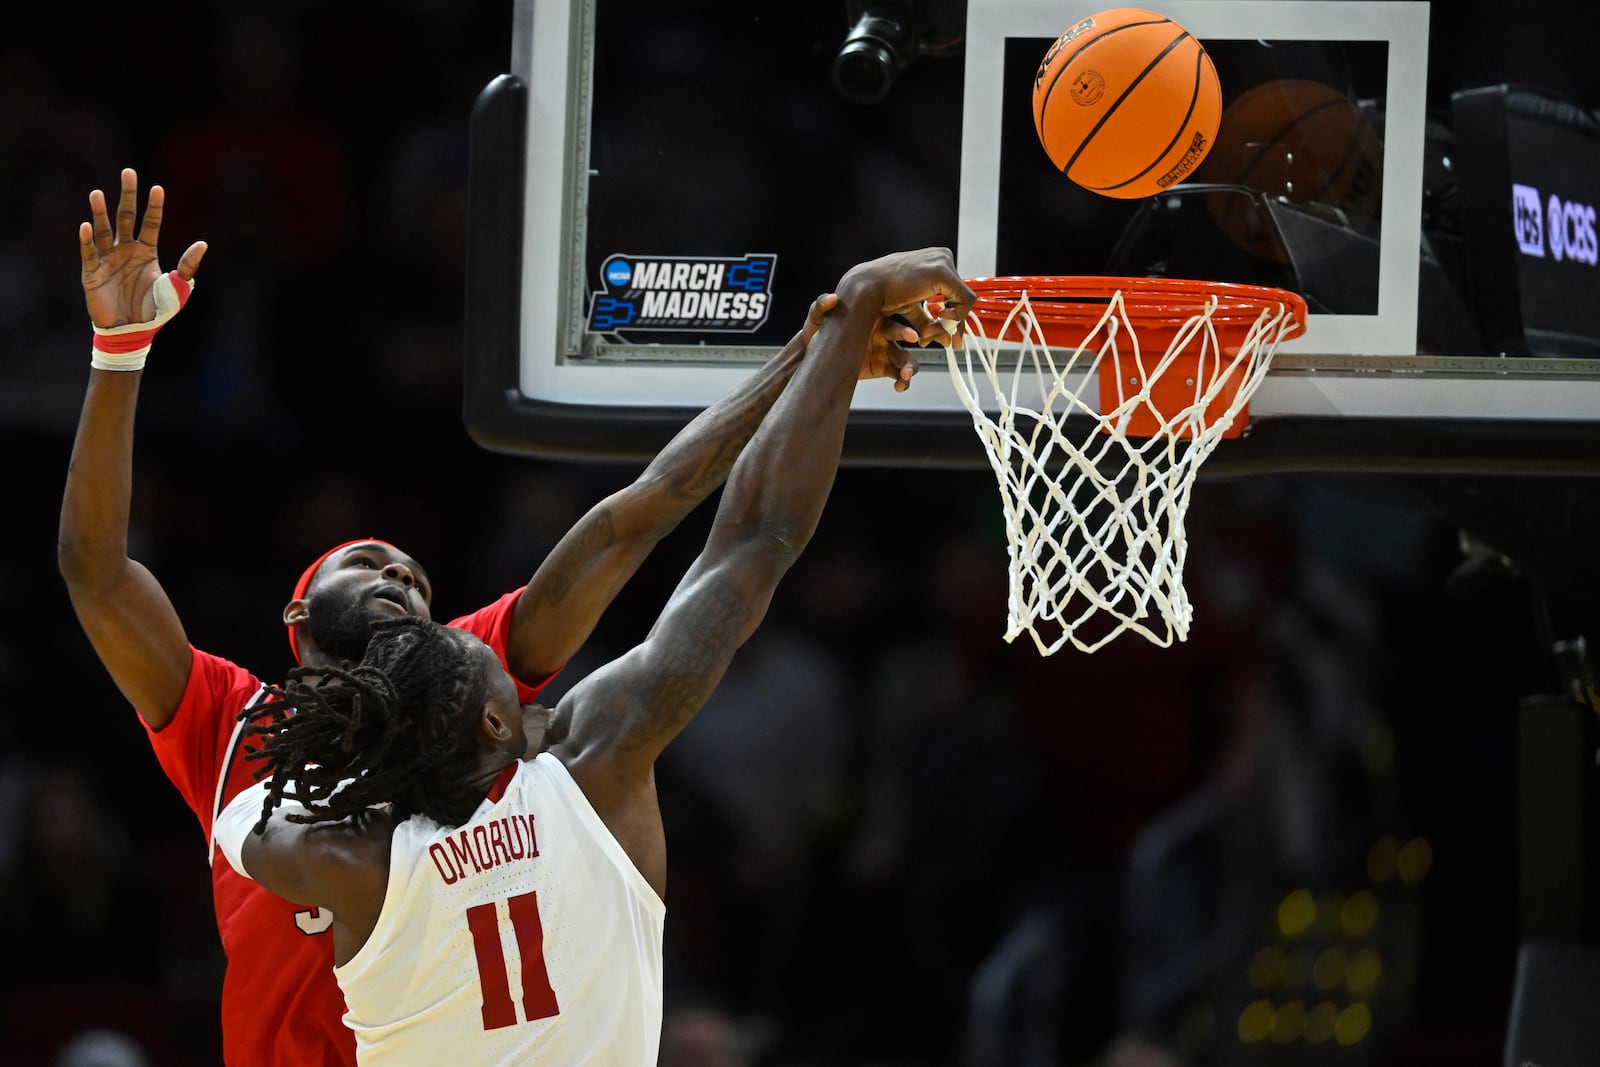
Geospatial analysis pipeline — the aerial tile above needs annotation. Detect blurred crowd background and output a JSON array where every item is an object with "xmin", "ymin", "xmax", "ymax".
[{"xmin": 3, "ymin": 2, "xmax": 1598, "ymax": 1065}]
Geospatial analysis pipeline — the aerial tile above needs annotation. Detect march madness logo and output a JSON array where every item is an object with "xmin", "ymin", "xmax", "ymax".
[{"xmin": 587, "ymin": 254, "xmax": 776, "ymax": 335}]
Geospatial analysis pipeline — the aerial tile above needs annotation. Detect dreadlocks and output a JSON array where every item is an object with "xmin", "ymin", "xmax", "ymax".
[{"xmin": 242, "ymin": 616, "xmax": 493, "ymax": 834}]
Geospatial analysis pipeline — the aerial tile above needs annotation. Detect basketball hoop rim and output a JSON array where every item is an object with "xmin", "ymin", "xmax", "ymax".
[{"xmin": 963, "ymin": 275, "xmax": 1309, "ymax": 335}]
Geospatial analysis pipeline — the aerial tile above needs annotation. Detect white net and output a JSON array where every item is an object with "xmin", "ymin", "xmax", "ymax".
[{"xmin": 946, "ymin": 283, "xmax": 1300, "ymax": 655}]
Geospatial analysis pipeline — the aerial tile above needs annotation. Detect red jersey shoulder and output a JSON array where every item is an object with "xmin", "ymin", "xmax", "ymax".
[
  {"xmin": 144, "ymin": 647, "xmax": 267, "ymax": 832},
  {"xmin": 448, "ymin": 588, "xmax": 560, "ymax": 703}
]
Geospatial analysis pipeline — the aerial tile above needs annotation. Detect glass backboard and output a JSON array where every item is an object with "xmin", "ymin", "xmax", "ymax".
[{"xmin": 464, "ymin": 0, "xmax": 1600, "ymax": 472}]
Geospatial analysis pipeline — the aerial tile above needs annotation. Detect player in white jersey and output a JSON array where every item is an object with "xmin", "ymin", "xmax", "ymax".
[
  {"xmin": 213, "ymin": 248, "xmax": 976, "ymax": 1063},
  {"xmin": 217, "ymin": 624, "xmax": 665, "ymax": 1064}
]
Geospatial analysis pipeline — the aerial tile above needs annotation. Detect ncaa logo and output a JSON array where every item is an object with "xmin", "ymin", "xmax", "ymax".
[
  {"xmin": 604, "ymin": 258, "xmax": 633, "ymax": 287},
  {"xmin": 1546, "ymin": 193, "xmax": 1599, "ymax": 265},
  {"xmin": 1513, "ymin": 184, "xmax": 1543, "ymax": 256}
]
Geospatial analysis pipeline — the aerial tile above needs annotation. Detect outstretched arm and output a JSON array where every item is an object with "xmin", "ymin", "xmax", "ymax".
[
  {"xmin": 502, "ymin": 293, "xmax": 923, "ymax": 684},
  {"xmin": 551, "ymin": 249, "xmax": 974, "ymax": 894},
  {"xmin": 58, "ymin": 169, "xmax": 207, "ymax": 727},
  {"xmin": 213, "ymin": 780, "xmax": 390, "ymax": 965}
]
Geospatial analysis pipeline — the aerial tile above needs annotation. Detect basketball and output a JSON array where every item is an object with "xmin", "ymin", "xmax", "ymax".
[
  {"xmin": 1032, "ymin": 7, "xmax": 1221, "ymax": 199},
  {"xmin": 1197, "ymin": 78, "xmax": 1385, "ymax": 261}
]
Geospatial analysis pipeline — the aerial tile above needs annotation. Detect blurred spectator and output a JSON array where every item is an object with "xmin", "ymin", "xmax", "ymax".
[
  {"xmin": 840, "ymin": 523, "xmax": 1045, "ymax": 1061},
  {"xmin": 0, "ymin": 769, "xmax": 179, "ymax": 1065},
  {"xmin": 0, "ymin": 767, "xmax": 162, "ymax": 990},
  {"xmin": 1093, "ymin": 1032, "xmax": 1189, "ymax": 1067},
  {"xmin": 0, "ymin": 42, "xmax": 122, "ymax": 432},
  {"xmin": 660, "ymin": 1004, "xmax": 757, "ymax": 1067},
  {"xmin": 53, "ymin": 1029, "xmax": 150, "ymax": 1067},
  {"xmin": 153, "ymin": 13, "xmax": 355, "ymax": 428},
  {"xmin": 657, "ymin": 621, "xmax": 851, "ymax": 1010}
]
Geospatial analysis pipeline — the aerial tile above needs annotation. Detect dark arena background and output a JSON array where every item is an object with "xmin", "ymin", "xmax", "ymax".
[{"xmin": 3, "ymin": 2, "xmax": 1600, "ymax": 1065}]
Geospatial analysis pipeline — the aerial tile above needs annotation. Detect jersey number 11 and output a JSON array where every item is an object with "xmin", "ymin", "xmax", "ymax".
[{"xmin": 466, "ymin": 891, "xmax": 561, "ymax": 1029}]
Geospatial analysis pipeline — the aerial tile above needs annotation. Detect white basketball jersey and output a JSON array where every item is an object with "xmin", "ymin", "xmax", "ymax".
[{"xmin": 335, "ymin": 754, "xmax": 665, "ymax": 1065}]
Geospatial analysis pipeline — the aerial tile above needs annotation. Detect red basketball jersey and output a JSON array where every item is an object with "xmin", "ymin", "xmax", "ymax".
[{"xmin": 142, "ymin": 589, "xmax": 556, "ymax": 1066}]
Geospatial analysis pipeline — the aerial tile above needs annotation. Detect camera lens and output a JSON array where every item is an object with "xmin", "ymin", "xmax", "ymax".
[{"xmin": 832, "ymin": 11, "xmax": 912, "ymax": 104}]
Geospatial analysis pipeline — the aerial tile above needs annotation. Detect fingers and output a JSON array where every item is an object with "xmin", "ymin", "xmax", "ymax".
[
  {"xmin": 876, "ymin": 338, "xmax": 920, "ymax": 392},
  {"xmin": 892, "ymin": 299, "xmax": 965, "ymax": 349},
  {"xmin": 933, "ymin": 308, "xmax": 968, "ymax": 349},
  {"xmin": 89, "ymin": 188, "xmax": 113, "ymax": 256},
  {"xmin": 860, "ymin": 316, "xmax": 921, "ymax": 389},
  {"xmin": 877, "ymin": 316, "xmax": 918, "ymax": 355},
  {"xmin": 896, "ymin": 302, "xmax": 936, "ymax": 336},
  {"xmin": 79, "ymin": 221, "xmax": 99, "ymax": 274},
  {"xmin": 915, "ymin": 248, "xmax": 975, "ymax": 339},
  {"xmin": 838, "ymin": 247, "xmax": 975, "ymax": 354},
  {"xmin": 873, "ymin": 248, "xmax": 975, "ymax": 333},
  {"xmin": 798, "ymin": 291, "xmax": 839, "ymax": 346},
  {"xmin": 85, "ymin": 170, "xmax": 198, "ymax": 276},
  {"xmin": 924, "ymin": 256, "xmax": 976, "ymax": 341},
  {"xmin": 894, "ymin": 354, "xmax": 920, "ymax": 392},
  {"xmin": 115, "ymin": 168, "xmax": 138, "ymax": 245},
  {"xmin": 175, "ymin": 240, "xmax": 208, "ymax": 282},
  {"xmin": 137, "ymin": 184, "xmax": 165, "ymax": 247},
  {"xmin": 923, "ymin": 291, "xmax": 972, "ymax": 350},
  {"xmin": 937, "ymin": 291, "xmax": 975, "ymax": 341}
]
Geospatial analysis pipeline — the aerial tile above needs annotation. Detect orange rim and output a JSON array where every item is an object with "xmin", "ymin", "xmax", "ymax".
[{"xmin": 965, "ymin": 275, "xmax": 1309, "ymax": 338}]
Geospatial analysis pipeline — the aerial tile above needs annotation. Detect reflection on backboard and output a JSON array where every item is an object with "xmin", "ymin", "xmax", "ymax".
[{"xmin": 464, "ymin": 0, "xmax": 1600, "ymax": 471}]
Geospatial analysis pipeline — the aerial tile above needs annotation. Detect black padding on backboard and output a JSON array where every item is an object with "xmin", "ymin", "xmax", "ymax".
[
  {"xmin": 462, "ymin": 73, "xmax": 697, "ymax": 464},
  {"xmin": 1451, "ymin": 84, "xmax": 1600, "ymax": 359},
  {"xmin": 1505, "ymin": 90, "xmax": 1600, "ymax": 135},
  {"xmin": 1452, "ymin": 86, "xmax": 1530, "ymax": 356},
  {"xmin": 1205, "ymin": 418, "xmax": 1600, "ymax": 477}
]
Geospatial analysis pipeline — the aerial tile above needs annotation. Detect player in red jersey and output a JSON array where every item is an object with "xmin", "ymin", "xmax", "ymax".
[
  {"xmin": 211, "ymin": 248, "xmax": 973, "ymax": 1064},
  {"xmin": 57, "ymin": 168, "xmax": 920, "ymax": 1066}
]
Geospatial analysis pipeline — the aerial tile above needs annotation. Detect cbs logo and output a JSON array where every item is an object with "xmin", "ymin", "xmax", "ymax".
[
  {"xmin": 1547, "ymin": 194, "xmax": 1598, "ymax": 265},
  {"xmin": 1512, "ymin": 184, "xmax": 1598, "ymax": 265}
]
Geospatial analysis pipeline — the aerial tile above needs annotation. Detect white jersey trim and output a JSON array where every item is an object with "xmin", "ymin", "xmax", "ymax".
[{"xmin": 208, "ymin": 685, "xmax": 268, "ymax": 867}]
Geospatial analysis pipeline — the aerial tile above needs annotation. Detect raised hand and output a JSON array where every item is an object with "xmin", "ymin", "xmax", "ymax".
[
  {"xmin": 794, "ymin": 290, "xmax": 924, "ymax": 392},
  {"xmin": 80, "ymin": 168, "xmax": 207, "ymax": 329},
  {"xmin": 861, "ymin": 315, "xmax": 920, "ymax": 392},
  {"xmin": 837, "ymin": 247, "xmax": 976, "ymax": 347}
]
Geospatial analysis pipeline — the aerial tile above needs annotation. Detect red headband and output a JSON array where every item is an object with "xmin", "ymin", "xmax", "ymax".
[{"xmin": 287, "ymin": 538, "xmax": 399, "ymax": 664}]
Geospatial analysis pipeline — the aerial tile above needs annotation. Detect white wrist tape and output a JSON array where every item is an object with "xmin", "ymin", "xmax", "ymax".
[{"xmin": 90, "ymin": 271, "xmax": 195, "ymax": 371}]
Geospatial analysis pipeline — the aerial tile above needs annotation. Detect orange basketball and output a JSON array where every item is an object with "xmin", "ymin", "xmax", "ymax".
[
  {"xmin": 1032, "ymin": 7, "xmax": 1221, "ymax": 199},
  {"xmin": 1197, "ymin": 78, "xmax": 1385, "ymax": 261}
]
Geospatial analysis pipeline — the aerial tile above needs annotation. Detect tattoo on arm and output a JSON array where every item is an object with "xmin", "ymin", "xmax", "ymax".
[
  {"xmin": 672, "ymin": 430, "xmax": 745, "ymax": 499},
  {"xmin": 533, "ymin": 507, "xmax": 615, "ymax": 607},
  {"xmin": 625, "ymin": 571, "xmax": 753, "ymax": 752},
  {"xmin": 655, "ymin": 351, "xmax": 799, "ymax": 498}
]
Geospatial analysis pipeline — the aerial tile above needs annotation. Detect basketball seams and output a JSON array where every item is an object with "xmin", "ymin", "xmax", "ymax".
[
  {"xmin": 1234, "ymin": 94, "xmax": 1350, "ymax": 189},
  {"xmin": 1037, "ymin": 17, "xmax": 1174, "ymax": 145},
  {"xmin": 1198, "ymin": 78, "xmax": 1384, "ymax": 262},
  {"xmin": 1062, "ymin": 29, "xmax": 1193, "ymax": 178},
  {"xmin": 1090, "ymin": 44, "xmax": 1209, "ymax": 192},
  {"xmin": 1032, "ymin": 8, "xmax": 1222, "ymax": 199},
  {"xmin": 1305, "ymin": 112, "xmax": 1375, "ymax": 207}
]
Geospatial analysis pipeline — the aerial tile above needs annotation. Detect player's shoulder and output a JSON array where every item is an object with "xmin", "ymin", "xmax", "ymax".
[
  {"xmin": 188, "ymin": 645, "xmax": 266, "ymax": 694},
  {"xmin": 444, "ymin": 588, "xmax": 526, "ymax": 636},
  {"xmin": 162, "ymin": 645, "xmax": 265, "ymax": 736}
]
